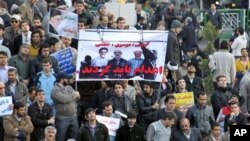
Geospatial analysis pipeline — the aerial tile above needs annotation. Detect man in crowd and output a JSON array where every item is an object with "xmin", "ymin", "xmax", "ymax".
[
  {"xmin": 51, "ymin": 72, "xmax": 80, "ymax": 141},
  {"xmin": 20, "ymin": 86, "xmax": 37, "ymax": 112},
  {"xmin": 172, "ymin": 118, "xmax": 202, "ymax": 141},
  {"xmin": 8, "ymin": 43, "xmax": 31, "ymax": 85},
  {"xmin": 77, "ymin": 108, "xmax": 109, "ymax": 141},
  {"xmin": 4, "ymin": 14, "xmax": 21, "ymax": 43},
  {"xmin": 28, "ymin": 89, "xmax": 54, "ymax": 141},
  {"xmin": 116, "ymin": 111, "xmax": 145, "ymax": 141},
  {"xmin": 186, "ymin": 92, "xmax": 215, "ymax": 138},
  {"xmin": 203, "ymin": 122, "xmax": 223, "ymax": 141},
  {"xmin": 5, "ymin": 68, "xmax": 28, "ymax": 101},
  {"xmin": 0, "ymin": 51, "xmax": 15, "ymax": 83},
  {"xmin": 44, "ymin": 126, "xmax": 57, "ymax": 141},
  {"xmin": 146, "ymin": 111, "xmax": 176, "ymax": 141},
  {"xmin": 3, "ymin": 101, "xmax": 34, "ymax": 141}
]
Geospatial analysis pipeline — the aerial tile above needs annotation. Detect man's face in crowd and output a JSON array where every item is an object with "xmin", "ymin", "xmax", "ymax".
[
  {"xmin": 177, "ymin": 79, "xmax": 186, "ymax": 89},
  {"xmin": 166, "ymin": 98, "xmax": 176, "ymax": 111},
  {"xmin": 101, "ymin": 16, "xmax": 109, "ymax": 26},
  {"xmin": 32, "ymin": 33, "xmax": 41, "ymax": 44},
  {"xmin": 41, "ymin": 47, "xmax": 50, "ymax": 58},
  {"xmin": 117, "ymin": 20, "xmax": 126, "ymax": 29},
  {"xmin": 143, "ymin": 84, "xmax": 152, "ymax": 95},
  {"xmin": 180, "ymin": 119, "xmax": 190, "ymax": 133},
  {"xmin": 127, "ymin": 118, "xmax": 136, "ymax": 127},
  {"xmin": 42, "ymin": 62, "xmax": 52, "ymax": 73},
  {"xmin": 36, "ymin": 91, "xmax": 45, "ymax": 102},
  {"xmin": 217, "ymin": 77, "xmax": 227, "ymax": 88},
  {"xmin": 32, "ymin": 19, "xmax": 41, "ymax": 27},
  {"xmin": 198, "ymin": 94, "xmax": 207, "ymax": 107},
  {"xmin": 20, "ymin": 45, "xmax": 30, "ymax": 56},
  {"xmin": 103, "ymin": 105, "xmax": 113, "ymax": 117},
  {"xmin": 8, "ymin": 71, "xmax": 17, "ymax": 83},
  {"xmin": 29, "ymin": 90, "xmax": 36, "ymax": 101},
  {"xmin": 187, "ymin": 65, "xmax": 196, "ymax": 74},
  {"xmin": 0, "ymin": 54, "xmax": 7, "ymax": 66},
  {"xmin": 62, "ymin": 37, "xmax": 72, "ymax": 47},
  {"xmin": 212, "ymin": 126, "xmax": 221, "ymax": 138},
  {"xmin": 45, "ymin": 128, "xmax": 56, "ymax": 141},
  {"xmin": 76, "ymin": 3, "xmax": 85, "ymax": 13},
  {"xmin": 86, "ymin": 111, "xmax": 96, "ymax": 121},
  {"xmin": 21, "ymin": 22, "xmax": 30, "ymax": 32},
  {"xmin": 15, "ymin": 107, "xmax": 26, "ymax": 117},
  {"xmin": 11, "ymin": 18, "xmax": 20, "ymax": 29},
  {"xmin": 114, "ymin": 84, "xmax": 124, "ymax": 95}
]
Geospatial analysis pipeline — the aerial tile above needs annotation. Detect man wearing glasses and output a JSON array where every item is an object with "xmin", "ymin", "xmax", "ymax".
[
  {"xmin": 4, "ymin": 14, "xmax": 21, "ymax": 44},
  {"xmin": 107, "ymin": 49, "xmax": 129, "ymax": 78}
]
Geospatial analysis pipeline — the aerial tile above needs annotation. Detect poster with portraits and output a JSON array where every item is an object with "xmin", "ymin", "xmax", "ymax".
[
  {"xmin": 76, "ymin": 30, "xmax": 168, "ymax": 82},
  {"xmin": 48, "ymin": 8, "xmax": 78, "ymax": 38}
]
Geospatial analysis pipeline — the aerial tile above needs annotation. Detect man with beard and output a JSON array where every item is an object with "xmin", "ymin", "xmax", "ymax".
[
  {"xmin": 211, "ymin": 75, "xmax": 233, "ymax": 119},
  {"xmin": 28, "ymin": 89, "xmax": 54, "ymax": 141},
  {"xmin": 29, "ymin": 42, "xmax": 59, "ymax": 85},
  {"xmin": 183, "ymin": 62, "xmax": 204, "ymax": 101},
  {"xmin": 3, "ymin": 101, "xmax": 34, "ymax": 141},
  {"xmin": 12, "ymin": 20, "xmax": 32, "ymax": 55},
  {"xmin": 77, "ymin": 108, "xmax": 109, "ymax": 141},
  {"xmin": 29, "ymin": 30, "xmax": 43, "ymax": 58},
  {"xmin": 51, "ymin": 72, "xmax": 80, "ymax": 141},
  {"xmin": 5, "ymin": 68, "xmax": 28, "ymax": 101},
  {"xmin": 8, "ymin": 43, "xmax": 31, "ymax": 85}
]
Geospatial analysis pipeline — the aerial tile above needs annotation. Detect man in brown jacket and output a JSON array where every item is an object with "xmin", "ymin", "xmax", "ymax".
[{"xmin": 3, "ymin": 101, "xmax": 34, "ymax": 141}]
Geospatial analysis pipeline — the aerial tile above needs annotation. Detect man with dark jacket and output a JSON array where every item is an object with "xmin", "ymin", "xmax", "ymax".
[
  {"xmin": 77, "ymin": 108, "xmax": 109, "ymax": 141},
  {"xmin": 28, "ymin": 89, "xmax": 54, "ymax": 141},
  {"xmin": 116, "ymin": 111, "xmax": 145, "ymax": 141},
  {"xmin": 74, "ymin": 0, "xmax": 94, "ymax": 28},
  {"xmin": 165, "ymin": 19, "xmax": 182, "ymax": 66},
  {"xmin": 29, "ymin": 42, "xmax": 59, "ymax": 85}
]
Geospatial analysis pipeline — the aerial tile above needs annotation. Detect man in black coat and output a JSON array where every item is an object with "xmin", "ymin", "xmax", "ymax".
[
  {"xmin": 165, "ymin": 19, "xmax": 182, "ymax": 66},
  {"xmin": 28, "ymin": 89, "xmax": 54, "ymax": 141},
  {"xmin": 116, "ymin": 111, "xmax": 145, "ymax": 141}
]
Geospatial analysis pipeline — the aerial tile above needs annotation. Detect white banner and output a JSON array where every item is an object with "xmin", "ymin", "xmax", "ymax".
[
  {"xmin": 76, "ymin": 30, "xmax": 168, "ymax": 82},
  {"xmin": 49, "ymin": 8, "xmax": 78, "ymax": 38},
  {"xmin": 96, "ymin": 115, "xmax": 120, "ymax": 136},
  {"xmin": 0, "ymin": 96, "xmax": 13, "ymax": 116}
]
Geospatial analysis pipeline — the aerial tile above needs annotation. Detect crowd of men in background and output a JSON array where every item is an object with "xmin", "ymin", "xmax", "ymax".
[{"xmin": 0, "ymin": 0, "xmax": 249, "ymax": 141}]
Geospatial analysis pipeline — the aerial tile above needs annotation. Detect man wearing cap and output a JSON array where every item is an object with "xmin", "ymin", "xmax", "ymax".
[
  {"xmin": 4, "ymin": 14, "xmax": 21, "ymax": 43},
  {"xmin": 183, "ymin": 62, "xmax": 204, "ymax": 100},
  {"xmin": 165, "ymin": 19, "xmax": 182, "ymax": 66},
  {"xmin": 8, "ymin": 43, "xmax": 31, "ymax": 85},
  {"xmin": 77, "ymin": 107, "xmax": 109, "ymax": 141},
  {"xmin": 51, "ymin": 72, "xmax": 80, "ymax": 141}
]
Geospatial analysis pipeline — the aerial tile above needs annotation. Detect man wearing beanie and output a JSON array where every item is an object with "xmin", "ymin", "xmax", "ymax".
[{"xmin": 165, "ymin": 19, "xmax": 182, "ymax": 66}]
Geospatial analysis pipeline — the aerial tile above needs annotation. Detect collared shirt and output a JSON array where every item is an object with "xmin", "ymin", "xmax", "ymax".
[
  {"xmin": 9, "ymin": 82, "xmax": 17, "ymax": 96},
  {"xmin": 211, "ymin": 135, "xmax": 222, "ymax": 141},
  {"xmin": 183, "ymin": 129, "xmax": 192, "ymax": 139},
  {"xmin": 15, "ymin": 115, "xmax": 22, "ymax": 122},
  {"xmin": 0, "ymin": 65, "xmax": 14, "ymax": 82},
  {"xmin": 22, "ymin": 31, "xmax": 32, "ymax": 44}
]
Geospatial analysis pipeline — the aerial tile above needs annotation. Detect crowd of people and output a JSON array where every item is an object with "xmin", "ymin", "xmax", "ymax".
[{"xmin": 0, "ymin": 0, "xmax": 249, "ymax": 141}]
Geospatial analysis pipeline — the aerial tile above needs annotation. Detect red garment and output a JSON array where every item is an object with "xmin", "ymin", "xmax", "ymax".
[{"xmin": 222, "ymin": 106, "xmax": 231, "ymax": 115}]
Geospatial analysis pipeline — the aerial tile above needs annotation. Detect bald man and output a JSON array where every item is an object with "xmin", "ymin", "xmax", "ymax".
[
  {"xmin": 172, "ymin": 118, "xmax": 202, "ymax": 141},
  {"xmin": 128, "ymin": 50, "xmax": 144, "ymax": 77}
]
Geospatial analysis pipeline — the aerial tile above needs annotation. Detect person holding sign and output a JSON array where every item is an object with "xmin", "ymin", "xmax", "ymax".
[
  {"xmin": 3, "ymin": 101, "xmax": 34, "ymax": 141},
  {"xmin": 77, "ymin": 108, "xmax": 109, "ymax": 141},
  {"xmin": 116, "ymin": 111, "xmax": 145, "ymax": 141}
]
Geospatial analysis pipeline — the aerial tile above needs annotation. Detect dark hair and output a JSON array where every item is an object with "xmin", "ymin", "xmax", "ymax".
[
  {"xmin": 176, "ymin": 77, "xmax": 185, "ymax": 85},
  {"xmin": 102, "ymin": 101, "xmax": 113, "ymax": 109},
  {"xmin": 161, "ymin": 111, "xmax": 176, "ymax": 120},
  {"xmin": 164, "ymin": 95, "xmax": 176, "ymax": 103},
  {"xmin": 14, "ymin": 101, "xmax": 25, "ymax": 110},
  {"xmin": 114, "ymin": 81, "xmax": 124, "ymax": 89},
  {"xmin": 31, "ymin": 30, "xmax": 42, "ymax": 39},
  {"xmin": 197, "ymin": 91, "xmax": 207, "ymax": 99},
  {"xmin": 28, "ymin": 86, "xmax": 37, "ymax": 94},
  {"xmin": 8, "ymin": 68, "xmax": 17, "ymax": 74},
  {"xmin": 33, "ymin": 17, "xmax": 42, "ymax": 22},
  {"xmin": 237, "ymin": 27, "xmax": 244, "ymax": 35},
  {"xmin": 36, "ymin": 89, "xmax": 45, "ymax": 96},
  {"xmin": 78, "ymin": 18, "xmax": 86, "ymax": 24},
  {"xmin": 116, "ymin": 17, "xmax": 125, "ymax": 23},
  {"xmin": 143, "ymin": 81, "xmax": 154, "ymax": 88},
  {"xmin": 42, "ymin": 58, "xmax": 52, "ymax": 64},
  {"xmin": 0, "ymin": 24, "xmax": 4, "ymax": 30},
  {"xmin": 99, "ymin": 15, "xmax": 108, "ymax": 21},
  {"xmin": 99, "ymin": 47, "xmax": 108, "ymax": 53},
  {"xmin": 38, "ymin": 42, "xmax": 50, "ymax": 54},
  {"xmin": 85, "ymin": 107, "xmax": 96, "ymax": 116},
  {"xmin": 216, "ymin": 75, "xmax": 226, "ymax": 82},
  {"xmin": 76, "ymin": 0, "xmax": 84, "ymax": 5},
  {"xmin": 211, "ymin": 122, "xmax": 220, "ymax": 130},
  {"xmin": 20, "ymin": 20, "xmax": 30, "ymax": 28},
  {"xmin": 127, "ymin": 111, "xmax": 137, "ymax": 119},
  {"xmin": 0, "ymin": 51, "xmax": 7, "ymax": 56},
  {"xmin": 220, "ymin": 40, "xmax": 229, "ymax": 50},
  {"xmin": 46, "ymin": 37, "xmax": 59, "ymax": 46},
  {"xmin": 50, "ymin": 8, "xmax": 61, "ymax": 18},
  {"xmin": 11, "ymin": 8, "xmax": 21, "ymax": 15},
  {"xmin": 229, "ymin": 101, "xmax": 239, "ymax": 107}
]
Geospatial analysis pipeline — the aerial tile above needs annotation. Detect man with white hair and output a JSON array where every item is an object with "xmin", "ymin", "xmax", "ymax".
[
  {"xmin": 128, "ymin": 50, "xmax": 144, "ymax": 77},
  {"xmin": 43, "ymin": 126, "xmax": 57, "ymax": 141}
]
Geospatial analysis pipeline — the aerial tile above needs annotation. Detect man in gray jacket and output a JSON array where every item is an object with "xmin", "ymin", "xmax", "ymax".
[{"xmin": 51, "ymin": 72, "xmax": 80, "ymax": 141}]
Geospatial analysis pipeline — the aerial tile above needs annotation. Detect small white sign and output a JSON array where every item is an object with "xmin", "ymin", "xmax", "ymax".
[
  {"xmin": 96, "ymin": 115, "xmax": 120, "ymax": 136},
  {"xmin": 0, "ymin": 96, "xmax": 13, "ymax": 116}
]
